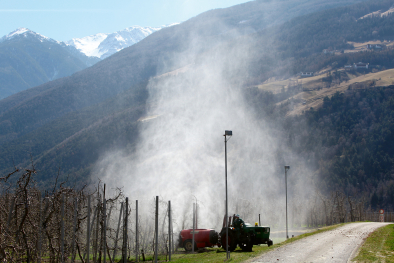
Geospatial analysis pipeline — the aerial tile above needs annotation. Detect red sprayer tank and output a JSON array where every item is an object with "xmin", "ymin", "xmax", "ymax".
[{"xmin": 179, "ymin": 229, "xmax": 219, "ymax": 251}]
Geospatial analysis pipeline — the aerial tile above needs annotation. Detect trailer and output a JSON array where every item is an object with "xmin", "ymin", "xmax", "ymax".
[{"xmin": 179, "ymin": 229, "xmax": 219, "ymax": 251}]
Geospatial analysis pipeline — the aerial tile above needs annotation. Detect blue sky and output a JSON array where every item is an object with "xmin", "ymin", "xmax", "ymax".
[{"xmin": 1, "ymin": 0, "xmax": 251, "ymax": 41}]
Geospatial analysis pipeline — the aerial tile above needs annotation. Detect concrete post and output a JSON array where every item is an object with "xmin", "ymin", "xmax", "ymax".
[
  {"xmin": 122, "ymin": 198, "xmax": 128, "ymax": 263},
  {"xmin": 60, "ymin": 194, "xmax": 65, "ymax": 263},
  {"xmin": 71, "ymin": 197, "xmax": 78, "ymax": 263},
  {"xmin": 155, "ymin": 196, "xmax": 158, "ymax": 263},
  {"xmin": 37, "ymin": 193, "xmax": 42, "ymax": 263},
  {"xmin": 86, "ymin": 196, "xmax": 91, "ymax": 263},
  {"xmin": 136, "ymin": 200, "xmax": 139, "ymax": 263},
  {"xmin": 192, "ymin": 203, "xmax": 195, "ymax": 253},
  {"xmin": 113, "ymin": 202, "xmax": 123, "ymax": 260},
  {"xmin": 103, "ymin": 198, "xmax": 107, "ymax": 263},
  {"xmin": 168, "ymin": 201, "xmax": 171, "ymax": 261}
]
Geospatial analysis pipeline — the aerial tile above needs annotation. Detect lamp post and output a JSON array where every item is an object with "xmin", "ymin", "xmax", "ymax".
[
  {"xmin": 224, "ymin": 130, "xmax": 232, "ymax": 259},
  {"xmin": 284, "ymin": 165, "xmax": 290, "ymax": 239}
]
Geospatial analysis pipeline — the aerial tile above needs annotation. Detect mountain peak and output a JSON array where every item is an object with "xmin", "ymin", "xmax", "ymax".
[
  {"xmin": 0, "ymin": 27, "xmax": 57, "ymax": 43},
  {"xmin": 8, "ymin": 27, "xmax": 30, "ymax": 36},
  {"xmin": 66, "ymin": 24, "xmax": 178, "ymax": 59}
]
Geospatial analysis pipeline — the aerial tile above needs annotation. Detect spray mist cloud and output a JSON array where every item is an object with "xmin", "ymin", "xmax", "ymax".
[{"xmin": 93, "ymin": 16, "xmax": 315, "ymax": 232}]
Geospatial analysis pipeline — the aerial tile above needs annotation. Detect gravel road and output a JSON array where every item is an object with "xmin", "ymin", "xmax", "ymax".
[{"xmin": 247, "ymin": 222, "xmax": 391, "ymax": 263}]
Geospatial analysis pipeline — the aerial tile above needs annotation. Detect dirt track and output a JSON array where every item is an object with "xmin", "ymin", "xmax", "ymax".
[{"xmin": 247, "ymin": 222, "xmax": 391, "ymax": 263}]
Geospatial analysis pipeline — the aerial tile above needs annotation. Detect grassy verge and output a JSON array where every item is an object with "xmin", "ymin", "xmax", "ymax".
[
  {"xmin": 162, "ymin": 224, "xmax": 345, "ymax": 263},
  {"xmin": 352, "ymin": 224, "xmax": 394, "ymax": 263}
]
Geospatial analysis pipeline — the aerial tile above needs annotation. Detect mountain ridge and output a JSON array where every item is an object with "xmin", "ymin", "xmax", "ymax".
[
  {"xmin": 65, "ymin": 25, "xmax": 177, "ymax": 59},
  {"xmin": 0, "ymin": 24, "xmax": 181, "ymax": 99},
  {"xmin": 0, "ymin": 27, "xmax": 58, "ymax": 44}
]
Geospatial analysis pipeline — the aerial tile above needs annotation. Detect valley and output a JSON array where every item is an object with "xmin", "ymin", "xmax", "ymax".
[
  {"xmin": 2, "ymin": 0, "xmax": 394, "ymax": 262},
  {"xmin": 0, "ymin": 0, "xmax": 393, "ymax": 200}
]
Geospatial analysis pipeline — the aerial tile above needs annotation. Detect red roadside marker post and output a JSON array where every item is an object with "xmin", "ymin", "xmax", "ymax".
[{"xmin": 379, "ymin": 209, "xmax": 384, "ymax": 222}]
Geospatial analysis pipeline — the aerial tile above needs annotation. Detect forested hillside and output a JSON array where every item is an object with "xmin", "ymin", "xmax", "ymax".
[
  {"xmin": 240, "ymin": 0, "xmax": 394, "ymax": 85},
  {"xmin": 247, "ymin": 85, "xmax": 394, "ymax": 210},
  {"xmin": 300, "ymin": 88, "xmax": 394, "ymax": 209},
  {"xmin": 0, "ymin": 81, "xmax": 149, "ymax": 186}
]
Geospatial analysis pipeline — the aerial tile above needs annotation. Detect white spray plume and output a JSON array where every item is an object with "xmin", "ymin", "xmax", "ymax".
[{"xmin": 93, "ymin": 14, "xmax": 316, "ymax": 234}]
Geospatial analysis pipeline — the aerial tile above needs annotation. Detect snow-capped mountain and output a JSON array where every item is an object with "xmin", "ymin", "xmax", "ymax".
[
  {"xmin": 0, "ymin": 27, "xmax": 100, "ymax": 99},
  {"xmin": 0, "ymin": 27, "xmax": 58, "ymax": 44},
  {"xmin": 0, "ymin": 24, "xmax": 178, "ymax": 99},
  {"xmin": 66, "ymin": 33, "xmax": 108, "ymax": 58},
  {"xmin": 66, "ymin": 25, "xmax": 176, "ymax": 59}
]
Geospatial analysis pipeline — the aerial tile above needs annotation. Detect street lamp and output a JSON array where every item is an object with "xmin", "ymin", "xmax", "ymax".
[
  {"xmin": 224, "ymin": 130, "xmax": 232, "ymax": 259},
  {"xmin": 284, "ymin": 165, "xmax": 290, "ymax": 239}
]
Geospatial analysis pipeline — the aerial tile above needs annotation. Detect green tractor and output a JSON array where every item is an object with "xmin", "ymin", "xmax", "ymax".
[{"xmin": 219, "ymin": 214, "xmax": 273, "ymax": 252}]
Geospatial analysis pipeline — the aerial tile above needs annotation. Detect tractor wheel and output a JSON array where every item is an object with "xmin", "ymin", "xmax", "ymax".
[
  {"xmin": 241, "ymin": 243, "xmax": 253, "ymax": 252},
  {"xmin": 209, "ymin": 230, "xmax": 219, "ymax": 244},
  {"xmin": 267, "ymin": 240, "xmax": 273, "ymax": 247},
  {"xmin": 184, "ymin": 239, "xmax": 197, "ymax": 252},
  {"xmin": 246, "ymin": 233, "xmax": 255, "ymax": 252},
  {"xmin": 221, "ymin": 232, "xmax": 236, "ymax": 252},
  {"xmin": 245, "ymin": 241, "xmax": 253, "ymax": 252},
  {"xmin": 241, "ymin": 236, "xmax": 253, "ymax": 252}
]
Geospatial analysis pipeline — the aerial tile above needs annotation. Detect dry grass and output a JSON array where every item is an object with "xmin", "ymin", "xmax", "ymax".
[
  {"xmin": 358, "ymin": 8, "xmax": 394, "ymax": 20},
  {"xmin": 345, "ymin": 40, "xmax": 394, "ymax": 53},
  {"xmin": 154, "ymin": 64, "xmax": 193, "ymax": 79},
  {"xmin": 257, "ymin": 68, "xmax": 394, "ymax": 117},
  {"xmin": 257, "ymin": 71, "xmax": 330, "ymax": 94}
]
